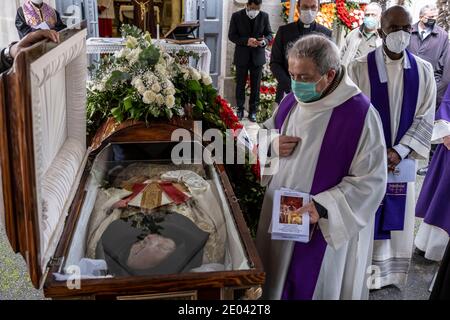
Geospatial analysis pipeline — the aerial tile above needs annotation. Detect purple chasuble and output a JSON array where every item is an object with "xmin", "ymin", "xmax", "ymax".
[
  {"xmin": 22, "ymin": 0, "xmax": 57, "ymax": 29},
  {"xmin": 367, "ymin": 50, "xmax": 419, "ymax": 240},
  {"xmin": 416, "ymin": 85, "xmax": 450, "ymax": 235},
  {"xmin": 274, "ymin": 92, "xmax": 370, "ymax": 300}
]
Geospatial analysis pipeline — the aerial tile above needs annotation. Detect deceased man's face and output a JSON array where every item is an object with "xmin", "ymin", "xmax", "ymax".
[{"xmin": 127, "ymin": 233, "xmax": 176, "ymax": 269}]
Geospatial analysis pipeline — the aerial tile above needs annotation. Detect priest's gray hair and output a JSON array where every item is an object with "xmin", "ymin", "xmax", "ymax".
[
  {"xmin": 419, "ymin": 4, "xmax": 438, "ymax": 17},
  {"xmin": 287, "ymin": 34, "xmax": 341, "ymax": 75}
]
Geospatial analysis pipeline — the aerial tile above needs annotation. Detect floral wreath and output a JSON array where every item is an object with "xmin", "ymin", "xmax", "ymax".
[
  {"xmin": 336, "ymin": 0, "xmax": 366, "ymax": 29},
  {"xmin": 282, "ymin": 1, "xmax": 368, "ymax": 31}
]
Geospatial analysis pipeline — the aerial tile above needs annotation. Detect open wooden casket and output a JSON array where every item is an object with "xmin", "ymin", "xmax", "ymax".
[{"xmin": 0, "ymin": 26, "xmax": 264, "ymax": 300}]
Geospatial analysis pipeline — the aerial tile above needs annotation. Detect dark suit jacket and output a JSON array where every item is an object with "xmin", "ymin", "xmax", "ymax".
[
  {"xmin": 0, "ymin": 49, "xmax": 13, "ymax": 73},
  {"xmin": 228, "ymin": 9, "xmax": 273, "ymax": 67},
  {"xmin": 431, "ymin": 242, "xmax": 450, "ymax": 299},
  {"xmin": 15, "ymin": 7, "xmax": 66, "ymax": 39},
  {"xmin": 270, "ymin": 21, "xmax": 332, "ymax": 93}
]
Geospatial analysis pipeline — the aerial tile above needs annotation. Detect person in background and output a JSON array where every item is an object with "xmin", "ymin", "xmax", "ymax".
[
  {"xmin": 270, "ymin": 0, "xmax": 331, "ymax": 104},
  {"xmin": 256, "ymin": 35, "xmax": 387, "ymax": 300},
  {"xmin": 1, "ymin": 29, "xmax": 60, "ymax": 73},
  {"xmin": 414, "ymin": 84, "xmax": 450, "ymax": 263},
  {"xmin": 16, "ymin": 0, "xmax": 66, "ymax": 39},
  {"xmin": 340, "ymin": 2, "xmax": 382, "ymax": 67},
  {"xmin": 348, "ymin": 6, "xmax": 436, "ymax": 289},
  {"xmin": 431, "ymin": 241, "xmax": 450, "ymax": 299},
  {"xmin": 98, "ymin": 0, "xmax": 115, "ymax": 38},
  {"xmin": 407, "ymin": 4, "xmax": 450, "ymax": 176},
  {"xmin": 228, "ymin": 0, "xmax": 273, "ymax": 122}
]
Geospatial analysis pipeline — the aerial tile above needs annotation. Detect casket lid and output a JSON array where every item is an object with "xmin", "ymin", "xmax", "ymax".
[{"xmin": 1, "ymin": 24, "xmax": 88, "ymax": 288}]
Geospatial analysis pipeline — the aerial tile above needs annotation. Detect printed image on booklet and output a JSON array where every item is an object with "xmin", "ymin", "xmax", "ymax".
[{"xmin": 270, "ymin": 189, "xmax": 311, "ymax": 243}]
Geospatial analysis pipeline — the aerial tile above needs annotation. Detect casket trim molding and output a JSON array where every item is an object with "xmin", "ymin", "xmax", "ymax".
[{"xmin": 29, "ymin": 29, "xmax": 88, "ymax": 279}]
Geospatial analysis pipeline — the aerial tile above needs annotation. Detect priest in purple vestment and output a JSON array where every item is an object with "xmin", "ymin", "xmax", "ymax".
[
  {"xmin": 255, "ymin": 35, "xmax": 387, "ymax": 300},
  {"xmin": 348, "ymin": 6, "xmax": 436, "ymax": 288}
]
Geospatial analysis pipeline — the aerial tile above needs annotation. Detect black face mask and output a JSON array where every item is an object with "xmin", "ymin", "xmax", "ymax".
[{"xmin": 425, "ymin": 18, "xmax": 436, "ymax": 28}]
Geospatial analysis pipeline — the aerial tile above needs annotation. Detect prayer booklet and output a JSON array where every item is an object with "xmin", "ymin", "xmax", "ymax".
[
  {"xmin": 388, "ymin": 159, "xmax": 417, "ymax": 183},
  {"xmin": 270, "ymin": 188, "xmax": 311, "ymax": 243},
  {"xmin": 36, "ymin": 22, "xmax": 50, "ymax": 30}
]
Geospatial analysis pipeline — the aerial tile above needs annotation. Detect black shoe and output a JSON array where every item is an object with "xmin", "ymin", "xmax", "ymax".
[
  {"xmin": 248, "ymin": 113, "xmax": 257, "ymax": 122},
  {"xmin": 414, "ymin": 247, "xmax": 425, "ymax": 257},
  {"xmin": 417, "ymin": 166, "xmax": 429, "ymax": 176},
  {"xmin": 237, "ymin": 109, "xmax": 244, "ymax": 120}
]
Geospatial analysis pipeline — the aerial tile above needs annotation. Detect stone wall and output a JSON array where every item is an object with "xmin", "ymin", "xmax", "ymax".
[{"xmin": 219, "ymin": 0, "xmax": 284, "ymax": 105}]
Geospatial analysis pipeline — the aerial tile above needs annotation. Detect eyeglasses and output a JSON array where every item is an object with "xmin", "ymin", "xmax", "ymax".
[{"xmin": 290, "ymin": 73, "xmax": 325, "ymax": 83}]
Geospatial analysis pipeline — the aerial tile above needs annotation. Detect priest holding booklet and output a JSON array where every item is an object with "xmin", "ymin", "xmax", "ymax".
[{"xmin": 255, "ymin": 34, "xmax": 387, "ymax": 300}]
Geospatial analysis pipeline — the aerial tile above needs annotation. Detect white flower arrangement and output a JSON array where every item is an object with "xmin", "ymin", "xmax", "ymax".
[{"xmin": 87, "ymin": 25, "xmax": 217, "ymax": 125}]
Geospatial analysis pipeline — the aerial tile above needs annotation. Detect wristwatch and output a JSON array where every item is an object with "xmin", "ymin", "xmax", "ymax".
[{"xmin": 3, "ymin": 42, "xmax": 17, "ymax": 64}]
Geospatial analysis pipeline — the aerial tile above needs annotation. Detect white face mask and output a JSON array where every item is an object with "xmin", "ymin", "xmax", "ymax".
[
  {"xmin": 32, "ymin": 0, "xmax": 44, "ymax": 5},
  {"xmin": 246, "ymin": 9, "xmax": 260, "ymax": 20},
  {"xmin": 384, "ymin": 30, "xmax": 411, "ymax": 54},
  {"xmin": 300, "ymin": 9, "xmax": 317, "ymax": 25}
]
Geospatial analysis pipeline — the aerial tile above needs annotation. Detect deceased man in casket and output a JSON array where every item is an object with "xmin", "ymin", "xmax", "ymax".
[{"xmin": 81, "ymin": 158, "xmax": 228, "ymax": 277}]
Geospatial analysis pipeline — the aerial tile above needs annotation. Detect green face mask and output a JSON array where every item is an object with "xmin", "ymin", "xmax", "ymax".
[{"xmin": 291, "ymin": 75, "xmax": 325, "ymax": 103}]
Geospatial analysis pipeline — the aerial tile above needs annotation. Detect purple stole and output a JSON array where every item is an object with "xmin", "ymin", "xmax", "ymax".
[
  {"xmin": 367, "ymin": 50, "xmax": 419, "ymax": 240},
  {"xmin": 22, "ymin": 0, "xmax": 57, "ymax": 29},
  {"xmin": 275, "ymin": 91, "xmax": 370, "ymax": 300},
  {"xmin": 416, "ymin": 85, "xmax": 450, "ymax": 235}
]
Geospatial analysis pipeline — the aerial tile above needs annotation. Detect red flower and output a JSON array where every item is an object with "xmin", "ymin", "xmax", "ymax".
[
  {"xmin": 216, "ymin": 95, "xmax": 244, "ymax": 131},
  {"xmin": 251, "ymin": 158, "xmax": 261, "ymax": 181},
  {"xmin": 336, "ymin": 0, "xmax": 361, "ymax": 29}
]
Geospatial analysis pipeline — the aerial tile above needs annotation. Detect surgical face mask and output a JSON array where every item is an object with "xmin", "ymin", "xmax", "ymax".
[
  {"xmin": 300, "ymin": 9, "xmax": 317, "ymax": 25},
  {"xmin": 424, "ymin": 18, "xmax": 436, "ymax": 28},
  {"xmin": 291, "ymin": 75, "xmax": 325, "ymax": 103},
  {"xmin": 383, "ymin": 30, "xmax": 411, "ymax": 54},
  {"xmin": 246, "ymin": 9, "xmax": 260, "ymax": 20},
  {"xmin": 363, "ymin": 16, "xmax": 378, "ymax": 30},
  {"xmin": 32, "ymin": 0, "xmax": 44, "ymax": 5}
]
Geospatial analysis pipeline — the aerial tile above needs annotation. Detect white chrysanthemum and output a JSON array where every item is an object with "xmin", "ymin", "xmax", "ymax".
[
  {"xmin": 201, "ymin": 72, "xmax": 213, "ymax": 86},
  {"xmin": 155, "ymin": 64, "xmax": 166, "ymax": 76},
  {"xmin": 131, "ymin": 77, "xmax": 142, "ymax": 86},
  {"xmin": 115, "ymin": 48, "xmax": 130, "ymax": 59},
  {"xmin": 165, "ymin": 87, "xmax": 176, "ymax": 96},
  {"xmin": 144, "ymin": 73, "xmax": 157, "ymax": 85},
  {"xmin": 126, "ymin": 48, "xmax": 142, "ymax": 63},
  {"xmin": 180, "ymin": 66, "xmax": 190, "ymax": 78},
  {"xmin": 125, "ymin": 36, "xmax": 138, "ymax": 49},
  {"xmin": 189, "ymin": 67, "xmax": 202, "ymax": 81},
  {"xmin": 155, "ymin": 94, "xmax": 165, "ymax": 106},
  {"xmin": 118, "ymin": 65, "xmax": 129, "ymax": 73},
  {"xmin": 166, "ymin": 80, "xmax": 174, "ymax": 88},
  {"xmin": 151, "ymin": 82, "xmax": 161, "ymax": 93},
  {"xmin": 94, "ymin": 82, "xmax": 106, "ymax": 92},
  {"xmin": 143, "ymin": 90, "xmax": 157, "ymax": 104},
  {"xmin": 137, "ymin": 85, "xmax": 146, "ymax": 94},
  {"xmin": 165, "ymin": 95, "xmax": 175, "ymax": 108}
]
